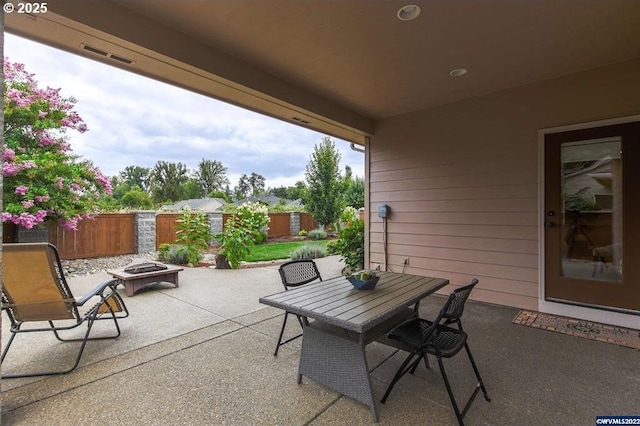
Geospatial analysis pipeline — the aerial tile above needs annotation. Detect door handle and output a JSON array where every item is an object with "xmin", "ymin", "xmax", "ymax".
[{"xmin": 546, "ymin": 222, "xmax": 557, "ymax": 228}]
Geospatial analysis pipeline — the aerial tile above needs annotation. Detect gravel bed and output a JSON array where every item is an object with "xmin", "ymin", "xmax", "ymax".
[{"xmin": 61, "ymin": 254, "xmax": 155, "ymax": 279}]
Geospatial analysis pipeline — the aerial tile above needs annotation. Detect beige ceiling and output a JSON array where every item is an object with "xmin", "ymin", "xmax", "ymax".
[{"xmin": 6, "ymin": 0, "xmax": 640, "ymax": 144}]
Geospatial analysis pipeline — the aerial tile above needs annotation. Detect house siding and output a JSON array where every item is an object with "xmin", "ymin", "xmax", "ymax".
[{"xmin": 368, "ymin": 57, "xmax": 640, "ymax": 310}]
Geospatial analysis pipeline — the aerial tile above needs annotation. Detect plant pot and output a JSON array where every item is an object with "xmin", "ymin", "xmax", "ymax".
[
  {"xmin": 347, "ymin": 276, "xmax": 380, "ymax": 290},
  {"xmin": 215, "ymin": 253, "xmax": 231, "ymax": 269}
]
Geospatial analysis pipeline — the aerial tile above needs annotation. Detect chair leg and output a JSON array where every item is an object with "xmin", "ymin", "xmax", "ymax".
[
  {"xmin": 0, "ymin": 329, "xmax": 19, "ymax": 364},
  {"xmin": 2, "ymin": 317, "xmax": 96, "ymax": 379},
  {"xmin": 381, "ymin": 352, "xmax": 419, "ymax": 404},
  {"xmin": 409, "ymin": 353, "xmax": 429, "ymax": 374},
  {"xmin": 274, "ymin": 312, "xmax": 290, "ymax": 356},
  {"xmin": 273, "ymin": 312, "xmax": 304, "ymax": 356},
  {"xmin": 464, "ymin": 343, "xmax": 491, "ymax": 402},
  {"xmin": 434, "ymin": 344, "xmax": 491, "ymax": 426},
  {"xmin": 435, "ymin": 355, "xmax": 465, "ymax": 426}
]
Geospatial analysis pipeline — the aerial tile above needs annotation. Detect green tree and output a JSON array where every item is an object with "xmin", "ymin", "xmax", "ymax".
[
  {"xmin": 121, "ymin": 185, "xmax": 154, "ymax": 208},
  {"xmin": 343, "ymin": 166, "xmax": 365, "ymax": 209},
  {"xmin": 234, "ymin": 174, "xmax": 251, "ymax": 200},
  {"xmin": 150, "ymin": 161, "xmax": 189, "ymax": 203},
  {"xmin": 184, "ymin": 178, "xmax": 204, "ymax": 199},
  {"xmin": 286, "ymin": 181, "xmax": 307, "ymax": 201},
  {"xmin": 270, "ymin": 186, "xmax": 287, "ymax": 198},
  {"xmin": 119, "ymin": 165, "xmax": 151, "ymax": 192},
  {"xmin": 2, "ymin": 60, "xmax": 112, "ymax": 231},
  {"xmin": 248, "ymin": 172, "xmax": 266, "ymax": 195},
  {"xmin": 195, "ymin": 159, "xmax": 229, "ymax": 195},
  {"xmin": 208, "ymin": 190, "xmax": 232, "ymax": 203},
  {"xmin": 303, "ymin": 137, "xmax": 344, "ymax": 228}
]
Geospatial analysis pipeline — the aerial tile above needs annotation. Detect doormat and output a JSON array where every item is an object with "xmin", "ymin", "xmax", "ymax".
[{"xmin": 513, "ymin": 310, "xmax": 640, "ymax": 350}]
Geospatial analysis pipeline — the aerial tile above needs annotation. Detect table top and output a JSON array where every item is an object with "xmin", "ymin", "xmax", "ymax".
[{"xmin": 260, "ymin": 271, "xmax": 448, "ymax": 334}]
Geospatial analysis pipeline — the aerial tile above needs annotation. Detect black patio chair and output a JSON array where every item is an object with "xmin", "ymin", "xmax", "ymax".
[
  {"xmin": 1, "ymin": 243, "xmax": 129, "ymax": 378},
  {"xmin": 380, "ymin": 278, "xmax": 490, "ymax": 425},
  {"xmin": 273, "ymin": 259, "xmax": 322, "ymax": 356}
]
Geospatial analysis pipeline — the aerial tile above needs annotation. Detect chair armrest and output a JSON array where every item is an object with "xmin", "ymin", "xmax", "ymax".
[{"xmin": 76, "ymin": 278, "xmax": 119, "ymax": 306}]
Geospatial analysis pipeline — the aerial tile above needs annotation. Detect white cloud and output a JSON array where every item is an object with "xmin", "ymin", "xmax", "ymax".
[{"xmin": 5, "ymin": 33, "xmax": 365, "ymax": 188}]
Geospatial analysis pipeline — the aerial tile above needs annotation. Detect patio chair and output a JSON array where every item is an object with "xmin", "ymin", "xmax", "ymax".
[
  {"xmin": 380, "ymin": 278, "xmax": 490, "ymax": 425},
  {"xmin": 1, "ymin": 242, "xmax": 129, "ymax": 378},
  {"xmin": 273, "ymin": 259, "xmax": 322, "ymax": 356}
]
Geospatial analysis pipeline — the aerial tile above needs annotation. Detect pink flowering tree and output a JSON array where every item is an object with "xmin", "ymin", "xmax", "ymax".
[{"xmin": 2, "ymin": 59, "xmax": 112, "ymax": 231}]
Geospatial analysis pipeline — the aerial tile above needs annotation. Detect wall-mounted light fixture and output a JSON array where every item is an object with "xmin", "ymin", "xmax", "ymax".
[
  {"xmin": 397, "ymin": 5, "xmax": 421, "ymax": 21},
  {"xmin": 449, "ymin": 68, "xmax": 468, "ymax": 77}
]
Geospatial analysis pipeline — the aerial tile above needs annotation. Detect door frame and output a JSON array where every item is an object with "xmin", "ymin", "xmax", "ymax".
[{"xmin": 538, "ymin": 114, "xmax": 640, "ymax": 329}]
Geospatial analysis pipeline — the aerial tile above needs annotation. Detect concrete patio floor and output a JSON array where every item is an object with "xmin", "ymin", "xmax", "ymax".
[{"xmin": 2, "ymin": 255, "xmax": 638, "ymax": 425}]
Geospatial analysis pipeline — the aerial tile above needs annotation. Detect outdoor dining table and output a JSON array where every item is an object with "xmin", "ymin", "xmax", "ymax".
[{"xmin": 259, "ymin": 271, "xmax": 449, "ymax": 422}]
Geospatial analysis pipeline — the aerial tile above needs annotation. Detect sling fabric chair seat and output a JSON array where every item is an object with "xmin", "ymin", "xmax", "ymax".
[
  {"xmin": 380, "ymin": 278, "xmax": 490, "ymax": 426},
  {"xmin": 273, "ymin": 259, "xmax": 322, "ymax": 356},
  {"xmin": 1, "ymin": 242, "xmax": 129, "ymax": 378}
]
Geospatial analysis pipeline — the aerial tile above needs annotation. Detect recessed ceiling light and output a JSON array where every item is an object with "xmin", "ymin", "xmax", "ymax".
[
  {"xmin": 449, "ymin": 68, "xmax": 468, "ymax": 77},
  {"xmin": 397, "ymin": 5, "xmax": 421, "ymax": 21}
]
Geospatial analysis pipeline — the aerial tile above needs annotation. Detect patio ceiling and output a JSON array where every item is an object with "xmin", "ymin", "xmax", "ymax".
[{"xmin": 6, "ymin": 0, "xmax": 640, "ymax": 144}]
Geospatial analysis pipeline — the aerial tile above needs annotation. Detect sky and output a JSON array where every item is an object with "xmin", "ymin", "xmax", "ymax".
[{"xmin": 4, "ymin": 33, "xmax": 364, "ymax": 190}]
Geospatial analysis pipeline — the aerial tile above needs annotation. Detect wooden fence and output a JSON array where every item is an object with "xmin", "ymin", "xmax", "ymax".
[
  {"xmin": 4, "ymin": 211, "xmax": 318, "ymax": 259},
  {"xmin": 156, "ymin": 213, "xmax": 182, "ymax": 248},
  {"xmin": 49, "ymin": 214, "xmax": 136, "ymax": 260},
  {"xmin": 156, "ymin": 212, "xmax": 317, "ymax": 249}
]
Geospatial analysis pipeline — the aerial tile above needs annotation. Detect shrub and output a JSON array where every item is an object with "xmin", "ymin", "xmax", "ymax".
[
  {"xmin": 157, "ymin": 243, "xmax": 172, "ymax": 261},
  {"xmin": 334, "ymin": 219, "xmax": 364, "ymax": 271},
  {"xmin": 309, "ymin": 229, "xmax": 327, "ymax": 240},
  {"xmin": 175, "ymin": 209, "xmax": 211, "ymax": 266},
  {"xmin": 236, "ymin": 201, "xmax": 270, "ymax": 243},
  {"xmin": 159, "ymin": 244, "xmax": 189, "ymax": 265},
  {"xmin": 298, "ymin": 230, "xmax": 308, "ymax": 237},
  {"xmin": 291, "ymin": 244, "xmax": 327, "ymax": 260},
  {"xmin": 325, "ymin": 239, "xmax": 340, "ymax": 255},
  {"xmin": 214, "ymin": 215, "xmax": 254, "ymax": 269}
]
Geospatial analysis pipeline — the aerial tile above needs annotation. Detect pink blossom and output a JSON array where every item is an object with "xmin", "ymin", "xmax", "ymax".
[
  {"xmin": 56, "ymin": 177, "xmax": 64, "ymax": 189},
  {"xmin": 19, "ymin": 160, "xmax": 37, "ymax": 170},
  {"xmin": 39, "ymin": 135, "xmax": 55, "ymax": 146},
  {"xmin": 2, "ymin": 148, "xmax": 15, "ymax": 161},
  {"xmin": 14, "ymin": 185, "xmax": 29, "ymax": 195},
  {"xmin": 59, "ymin": 217, "xmax": 78, "ymax": 231},
  {"xmin": 2, "ymin": 211, "xmax": 47, "ymax": 229},
  {"xmin": 35, "ymin": 195, "xmax": 51, "ymax": 202},
  {"xmin": 21, "ymin": 200, "xmax": 35, "ymax": 209},
  {"xmin": 3, "ymin": 162, "xmax": 19, "ymax": 176},
  {"xmin": 38, "ymin": 110, "xmax": 47, "ymax": 118}
]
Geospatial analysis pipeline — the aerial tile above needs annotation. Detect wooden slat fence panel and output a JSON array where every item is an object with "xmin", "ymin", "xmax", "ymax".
[
  {"xmin": 51, "ymin": 214, "xmax": 136, "ymax": 260},
  {"xmin": 299, "ymin": 213, "xmax": 317, "ymax": 232},
  {"xmin": 268, "ymin": 213, "xmax": 290, "ymax": 237},
  {"xmin": 156, "ymin": 213, "xmax": 181, "ymax": 249}
]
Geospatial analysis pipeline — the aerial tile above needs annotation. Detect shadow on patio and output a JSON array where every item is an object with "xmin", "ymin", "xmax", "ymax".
[{"xmin": 2, "ymin": 255, "xmax": 638, "ymax": 425}]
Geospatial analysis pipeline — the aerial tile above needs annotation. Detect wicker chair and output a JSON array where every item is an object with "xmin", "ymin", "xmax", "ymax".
[
  {"xmin": 1, "ymin": 243, "xmax": 129, "ymax": 378},
  {"xmin": 380, "ymin": 278, "xmax": 490, "ymax": 425},
  {"xmin": 273, "ymin": 259, "xmax": 322, "ymax": 356}
]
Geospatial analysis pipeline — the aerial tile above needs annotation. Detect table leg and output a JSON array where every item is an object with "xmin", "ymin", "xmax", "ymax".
[{"xmin": 298, "ymin": 324, "xmax": 379, "ymax": 422}]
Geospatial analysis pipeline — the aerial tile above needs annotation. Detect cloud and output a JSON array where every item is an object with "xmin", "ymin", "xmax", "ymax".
[{"xmin": 5, "ymin": 33, "xmax": 364, "ymax": 188}]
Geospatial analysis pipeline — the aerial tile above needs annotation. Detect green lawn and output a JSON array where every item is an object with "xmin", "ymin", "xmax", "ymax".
[{"xmin": 245, "ymin": 240, "xmax": 328, "ymax": 262}]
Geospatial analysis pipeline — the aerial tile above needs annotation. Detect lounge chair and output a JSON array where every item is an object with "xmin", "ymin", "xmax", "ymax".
[{"xmin": 1, "ymin": 242, "xmax": 129, "ymax": 378}]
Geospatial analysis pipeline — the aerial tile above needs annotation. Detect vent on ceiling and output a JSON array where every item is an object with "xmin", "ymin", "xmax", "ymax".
[
  {"xmin": 81, "ymin": 44, "xmax": 133, "ymax": 65},
  {"xmin": 292, "ymin": 116, "xmax": 310, "ymax": 124}
]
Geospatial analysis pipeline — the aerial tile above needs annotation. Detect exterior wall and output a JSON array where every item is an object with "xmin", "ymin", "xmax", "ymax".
[{"xmin": 369, "ymin": 58, "xmax": 640, "ymax": 310}]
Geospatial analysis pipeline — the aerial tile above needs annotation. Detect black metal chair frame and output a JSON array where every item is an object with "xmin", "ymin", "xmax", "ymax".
[
  {"xmin": 273, "ymin": 259, "xmax": 322, "ymax": 356},
  {"xmin": 1, "ymin": 243, "xmax": 130, "ymax": 379},
  {"xmin": 380, "ymin": 278, "xmax": 490, "ymax": 425}
]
